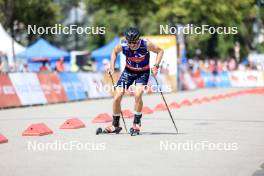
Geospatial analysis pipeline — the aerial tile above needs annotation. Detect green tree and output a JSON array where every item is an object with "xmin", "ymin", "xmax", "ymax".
[
  {"xmin": 0, "ymin": 0, "xmax": 61, "ymax": 44},
  {"xmin": 84, "ymin": 0, "xmax": 260, "ymax": 60},
  {"xmin": 153, "ymin": 0, "xmax": 257, "ymax": 59}
]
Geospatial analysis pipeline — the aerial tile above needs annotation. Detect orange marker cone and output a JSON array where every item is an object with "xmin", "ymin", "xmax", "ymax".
[{"xmin": 60, "ymin": 118, "xmax": 86, "ymax": 129}]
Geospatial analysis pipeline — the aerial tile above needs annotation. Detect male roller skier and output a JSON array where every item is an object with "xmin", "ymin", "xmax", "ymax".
[{"xmin": 104, "ymin": 27, "xmax": 164, "ymax": 133}]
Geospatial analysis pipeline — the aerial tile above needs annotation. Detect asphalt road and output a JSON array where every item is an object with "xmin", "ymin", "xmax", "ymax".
[{"xmin": 0, "ymin": 88, "xmax": 264, "ymax": 176}]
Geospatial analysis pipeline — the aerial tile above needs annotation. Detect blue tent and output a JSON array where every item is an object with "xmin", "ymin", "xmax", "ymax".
[
  {"xmin": 16, "ymin": 38, "xmax": 70, "ymax": 62},
  {"xmin": 91, "ymin": 37, "xmax": 120, "ymax": 71},
  {"xmin": 16, "ymin": 38, "xmax": 70, "ymax": 72}
]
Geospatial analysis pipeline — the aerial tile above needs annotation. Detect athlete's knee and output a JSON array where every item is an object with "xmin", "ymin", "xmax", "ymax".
[{"xmin": 114, "ymin": 92, "xmax": 124, "ymax": 103}]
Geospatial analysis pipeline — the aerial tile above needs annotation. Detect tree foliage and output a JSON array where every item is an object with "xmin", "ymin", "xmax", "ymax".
[
  {"xmin": 0, "ymin": 0, "xmax": 60, "ymax": 43},
  {"xmin": 0, "ymin": 0, "xmax": 263, "ymax": 58}
]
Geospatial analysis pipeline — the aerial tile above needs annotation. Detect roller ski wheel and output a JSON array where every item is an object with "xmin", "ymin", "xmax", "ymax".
[
  {"xmin": 130, "ymin": 124, "xmax": 140, "ymax": 136},
  {"xmin": 96, "ymin": 126, "xmax": 122, "ymax": 135},
  {"xmin": 96, "ymin": 127, "xmax": 103, "ymax": 135}
]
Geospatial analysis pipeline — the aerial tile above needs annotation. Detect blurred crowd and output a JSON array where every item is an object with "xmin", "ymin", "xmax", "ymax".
[
  {"xmin": 184, "ymin": 57, "xmax": 264, "ymax": 75},
  {"xmin": 1, "ymin": 51, "xmax": 264, "ymax": 74}
]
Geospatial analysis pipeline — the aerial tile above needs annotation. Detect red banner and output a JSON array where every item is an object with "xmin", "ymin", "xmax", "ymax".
[
  {"xmin": 0, "ymin": 74, "xmax": 21, "ymax": 108},
  {"xmin": 192, "ymin": 72, "xmax": 205, "ymax": 88},
  {"xmin": 37, "ymin": 73, "xmax": 68, "ymax": 103}
]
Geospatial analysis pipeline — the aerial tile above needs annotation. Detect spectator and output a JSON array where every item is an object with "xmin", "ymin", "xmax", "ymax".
[
  {"xmin": 55, "ymin": 57, "xmax": 65, "ymax": 72},
  {"xmin": 0, "ymin": 52, "xmax": 9, "ymax": 73},
  {"xmin": 217, "ymin": 60, "xmax": 224, "ymax": 72},
  {"xmin": 39, "ymin": 61, "xmax": 50, "ymax": 72},
  {"xmin": 203, "ymin": 59, "xmax": 210, "ymax": 72},
  {"xmin": 198, "ymin": 60, "xmax": 206, "ymax": 72},
  {"xmin": 227, "ymin": 57, "xmax": 237, "ymax": 71},
  {"xmin": 17, "ymin": 60, "xmax": 28, "ymax": 72},
  {"xmin": 209, "ymin": 59, "xmax": 218, "ymax": 75}
]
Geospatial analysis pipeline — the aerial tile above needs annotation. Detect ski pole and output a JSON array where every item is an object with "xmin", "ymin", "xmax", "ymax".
[
  {"xmin": 152, "ymin": 73, "xmax": 178, "ymax": 133},
  {"xmin": 109, "ymin": 72, "xmax": 128, "ymax": 133}
]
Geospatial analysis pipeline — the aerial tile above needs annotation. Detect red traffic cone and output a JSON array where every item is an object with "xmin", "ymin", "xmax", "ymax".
[
  {"xmin": 122, "ymin": 109, "xmax": 134, "ymax": 118},
  {"xmin": 0, "ymin": 134, "xmax": 8, "ymax": 144},
  {"xmin": 92, "ymin": 113, "xmax": 113, "ymax": 123},
  {"xmin": 60, "ymin": 118, "xmax": 86, "ymax": 129},
  {"xmin": 142, "ymin": 106, "xmax": 154, "ymax": 114},
  {"xmin": 191, "ymin": 98, "xmax": 202, "ymax": 104},
  {"xmin": 22, "ymin": 123, "xmax": 53, "ymax": 136},
  {"xmin": 169, "ymin": 102, "xmax": 181, "ymax": 109},
  {"xmin": 210, "ymin": 95, "xmax": 219, "ymax": 101},
  {"xmin": 154, "ymin": 103, "xmax": 167, "ymax": 111},
  {"xmin": 201, "ymin": 97, "xmax": 210, "ymax": 103},
  {"xmin": 180, "ymin": 100, "xmax": 192, "ymax": 107}
]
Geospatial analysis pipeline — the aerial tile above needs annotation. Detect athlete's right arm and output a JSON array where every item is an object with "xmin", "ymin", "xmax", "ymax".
[{"xmin": 109, "ymin": 44, "xmax": 122, "ymax": 74}]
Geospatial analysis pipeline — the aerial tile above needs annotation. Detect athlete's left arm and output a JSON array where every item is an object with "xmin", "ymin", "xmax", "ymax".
[{"xmin": 147, "ymin": 40, "xmax": 164, "ymax": 66}]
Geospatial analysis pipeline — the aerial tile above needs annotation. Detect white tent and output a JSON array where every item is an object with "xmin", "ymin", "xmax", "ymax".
[{"xmin": 0, "ymin": 24, "xmax": 25, "ymax": 65}]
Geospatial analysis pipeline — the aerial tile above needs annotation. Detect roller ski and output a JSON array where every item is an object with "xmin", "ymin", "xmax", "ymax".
[
  {"xmin": 96, "ymin": 126, "xmax": 122, "ymax": 135},
  {"xmin": 96, "ymin": 115, "xmax": 122, "ymax": 135},
  {"xmin": 130, "ymin": 114, "xmax": 142, "ymax": 136},
  {"xmin": 130, "ymin": 124, "xmax": 141, "ymax": 136}
]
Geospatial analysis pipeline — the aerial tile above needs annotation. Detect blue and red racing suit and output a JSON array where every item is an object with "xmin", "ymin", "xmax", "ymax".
[{"xmin": 116, "ymin": 38, "xmax": 150, "ymax": 89}]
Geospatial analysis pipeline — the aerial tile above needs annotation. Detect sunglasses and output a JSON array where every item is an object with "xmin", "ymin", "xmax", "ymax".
[{"xmin": 128, "ymin": 40, "xmax": 139, "ymax": 44}]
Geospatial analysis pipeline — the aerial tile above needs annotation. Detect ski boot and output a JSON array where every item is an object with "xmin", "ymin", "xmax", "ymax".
[
  {"xmin": 130, "ymin": 114, "xmax": 142, "ymax": 136},
  {"xmin": 96, "ymin": 115, "xmax": 122, "ymax": 135}
]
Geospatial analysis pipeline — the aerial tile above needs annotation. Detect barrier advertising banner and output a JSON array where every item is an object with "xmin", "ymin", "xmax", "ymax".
[
  {"xmin": 216, "ymin": 72, "xmax": 231, "ymax": 87},
  {"xmin": 59, "ymin": 73, "xmax": 86, "ymax": 101},
  {"xmin": 192, "ymin": 72, "xmax": 205, "ymax": 88},
  {"xmin": 9, "ymin": 73, "xmax": 47, "ymax": 105},
  {"xmin": 0, "ymin": 74, "xmax": 21, "ymax": 108},
  {"xmin": 1, "ymin": 70, "xmax": 264, "ymax": 109},
  {"xmin": 37, "ymin": 73, "xmax": 68, "ymax": 103},
  {"xmin": 229, "ymin": 71, "xmax": 264, "ymax": 87},
  {"xmin": 201, "ymin": 72, "xmax": 215, "ymax": 87},
  {"xmin": 78, "ymin": 73, "xmax": 111, "ymax": 98}
]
